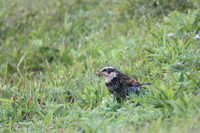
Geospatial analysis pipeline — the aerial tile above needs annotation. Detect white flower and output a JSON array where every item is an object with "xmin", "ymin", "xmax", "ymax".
[
  {"xmin": 167, "ymin": 33, "xmax": 174, "ymax": 37},
  {"xmin": 193, "ymin": 34, "xmax": 200, "ymax": 40}
]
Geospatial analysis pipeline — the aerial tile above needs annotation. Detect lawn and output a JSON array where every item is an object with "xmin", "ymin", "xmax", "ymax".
[{"xmin": 0, "ymin": 0, "xmax": 200, "ymax": 132}]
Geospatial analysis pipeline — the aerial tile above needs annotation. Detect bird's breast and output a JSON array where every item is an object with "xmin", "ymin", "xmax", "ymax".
[{"xmin": 105, "ymin": 77, "xmax": 113, "ymax": 83}]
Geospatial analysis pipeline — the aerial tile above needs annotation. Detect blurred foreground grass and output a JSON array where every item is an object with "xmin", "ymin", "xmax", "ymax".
[{"xmin": 0, "ymin": 0, "xmax": 200, "ymax": 132}]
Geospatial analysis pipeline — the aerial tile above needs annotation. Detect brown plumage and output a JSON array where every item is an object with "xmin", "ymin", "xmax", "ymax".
[{"xmin": 120, "ymin": 75, "xmax": 150, "ymax": 86}]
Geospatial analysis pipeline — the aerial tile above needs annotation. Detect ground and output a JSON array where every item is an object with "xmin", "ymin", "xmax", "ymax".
[{"xmin": 0, "ymin": 0, "xmax": 200, "ymax": 132}]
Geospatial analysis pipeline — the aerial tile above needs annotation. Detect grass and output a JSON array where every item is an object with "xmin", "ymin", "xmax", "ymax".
[{"xmin": 0, "ymin": 0, "xmax": 200, "ymax": 132}]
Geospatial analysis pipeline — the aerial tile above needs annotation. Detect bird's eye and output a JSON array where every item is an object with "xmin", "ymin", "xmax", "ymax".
[{"xmin": 103, "ymin": 69, "xmax": 106, "ymax": 72}]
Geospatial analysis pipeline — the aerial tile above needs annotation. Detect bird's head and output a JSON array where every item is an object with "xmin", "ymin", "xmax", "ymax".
[{"xmin": 95, "ymin": 66, "xmax": 119, "ymax": 78}]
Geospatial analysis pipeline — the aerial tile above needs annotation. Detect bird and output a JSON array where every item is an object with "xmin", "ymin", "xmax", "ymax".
[{"xmin": 95, "ymin": 66, "xmax": 150, "ymax": 102}]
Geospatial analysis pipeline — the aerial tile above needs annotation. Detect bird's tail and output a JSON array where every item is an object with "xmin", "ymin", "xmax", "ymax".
[{"xmin": 140, "ymin": 83, "xmax": 151, "ymax": 86}]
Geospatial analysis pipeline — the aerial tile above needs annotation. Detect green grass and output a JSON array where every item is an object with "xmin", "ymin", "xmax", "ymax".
[{"xmin": 0, "ymin": 0, "xmax": 200, "ymax": 132}]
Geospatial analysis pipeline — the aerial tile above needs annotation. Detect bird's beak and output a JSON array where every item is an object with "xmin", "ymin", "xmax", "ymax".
[{"xmin": 95, "ymin": 71, "xmax": 102, "ymax": 75}]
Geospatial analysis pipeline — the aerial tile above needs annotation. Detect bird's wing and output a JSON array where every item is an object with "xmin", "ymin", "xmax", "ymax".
[{"xmin": 120, "ymin": 75, "xmax": 140, "ymax": 86}]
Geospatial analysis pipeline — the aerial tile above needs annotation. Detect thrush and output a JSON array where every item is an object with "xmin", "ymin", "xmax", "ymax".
[{"xmin": 95, "ymin": 66, "xmax": 150, "ymax": 102}]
